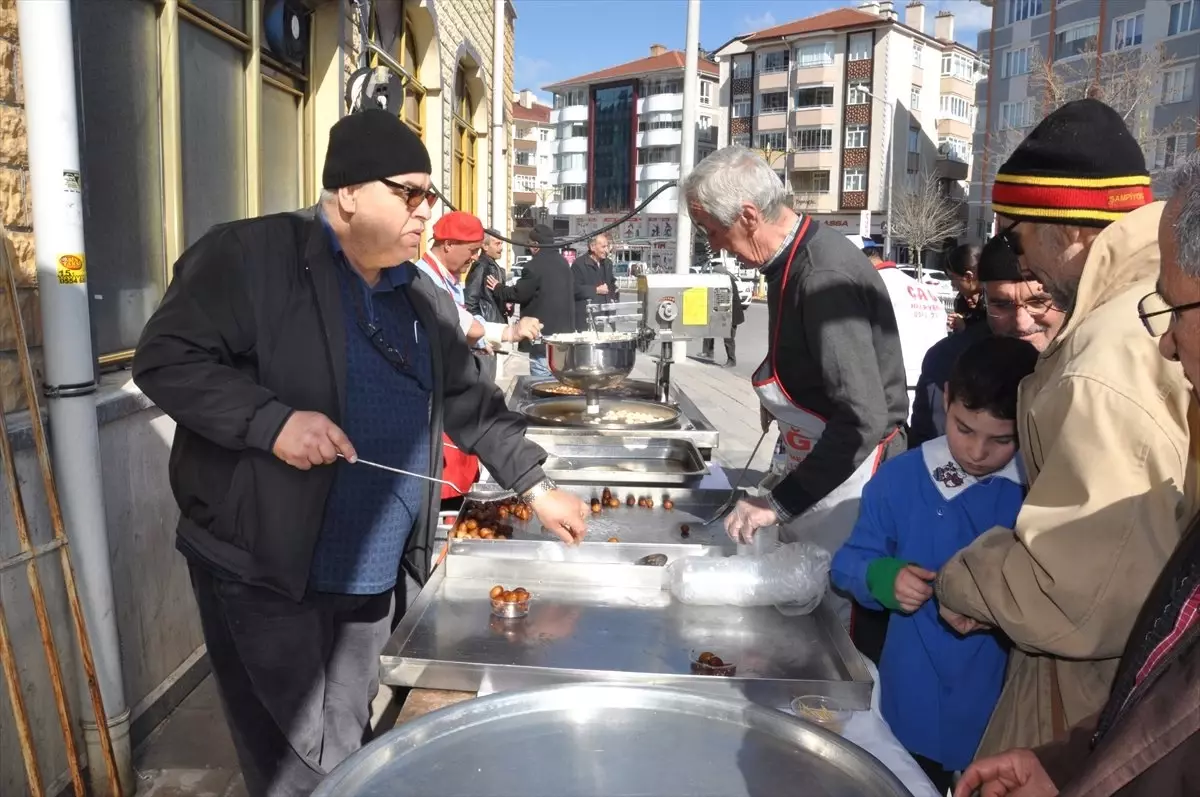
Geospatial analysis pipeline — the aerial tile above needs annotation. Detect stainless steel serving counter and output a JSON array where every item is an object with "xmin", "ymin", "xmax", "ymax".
[
  {"xmin": 506, "ymin": 376, "xmax": 720, "ymax": 457},
  {"xmin": 381, "ymin": 542, "xmax": 873, "ymax": 710}
]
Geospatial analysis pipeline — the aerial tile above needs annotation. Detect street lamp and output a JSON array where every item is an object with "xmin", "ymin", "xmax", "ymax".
[{"xmin": 861, "ymin": 89, "xmax": 893, "ymax": 257}]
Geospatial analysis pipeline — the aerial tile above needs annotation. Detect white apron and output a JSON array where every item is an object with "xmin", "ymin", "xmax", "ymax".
[{"xmin": 754, "ymin": 222, "xmax": 897, "ymax": 625}]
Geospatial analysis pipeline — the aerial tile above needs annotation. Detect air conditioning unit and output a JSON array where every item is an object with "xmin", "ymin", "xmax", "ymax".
[{"xmin": 264, "ymin": 0, "xmax": 311, "ymax": 69}]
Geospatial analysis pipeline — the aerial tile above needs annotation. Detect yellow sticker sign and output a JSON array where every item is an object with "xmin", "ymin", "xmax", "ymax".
[
  {"xmin": 57, "ymin": 254, "xmax": 86, "ymax": 285},
  {"xmin": 681, "ymin": 287, "xmax": 708, "ymax": 326}
]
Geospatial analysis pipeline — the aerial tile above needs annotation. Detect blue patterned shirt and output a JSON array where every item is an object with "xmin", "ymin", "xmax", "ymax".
[{"xmin": 308, "ymin": 222, "xmax": 433, "ymax": 595}]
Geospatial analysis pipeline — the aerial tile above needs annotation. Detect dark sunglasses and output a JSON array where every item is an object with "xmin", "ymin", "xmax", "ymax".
[
  {"xmin": 379, "ymin": 177, "xmax": 438, "ymax": 210},
  {"xmin": 997, "ymin": 220, "xmax": 1023, "ymax": 256}
]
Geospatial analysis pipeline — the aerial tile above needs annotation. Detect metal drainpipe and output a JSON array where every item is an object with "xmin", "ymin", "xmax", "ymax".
[
  {"xmin": 491, "ymin": 0, "xmax": 507, "ymax": 271},
  {"xmin": 16, "ymin": 2, "xmax": 132, "ymax": 794},
  {"xmin": 674, "ymin": 0, "xmax": 701, "ymax": 360}
]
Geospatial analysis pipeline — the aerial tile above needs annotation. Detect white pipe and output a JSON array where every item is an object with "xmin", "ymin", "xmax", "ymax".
[
  {"xmin": 16, "ymin": 1, "xmax": 132, "ymax": 794},
  {"xmin": 675, "ymin": 0, "xmax": 700, "ymax": 276},
  {"xmin": 491, "ymin": 0, "xmax": 508, "ymax": 272}
]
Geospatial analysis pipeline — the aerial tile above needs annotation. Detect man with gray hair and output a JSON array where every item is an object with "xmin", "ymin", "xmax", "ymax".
[
  {"xmin": 953, "ymin": 145, "xmax": 1200, "ymax": 797},
  {"xmin": 681, "ymin": 145, "xmax": 908, "ymax": 651}
]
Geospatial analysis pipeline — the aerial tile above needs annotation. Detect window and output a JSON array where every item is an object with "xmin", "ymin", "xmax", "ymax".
[
  {"xmin": 939, "ymin": 136, "xmax": 971, "ymax": 162},
  {"xmin": 1005, "ymin": 0, "xmax": 1044, "ymax": 25},
  {"xmin": 759, "ymin": 91, "xmax": 788, "ymax": 114},
  {"xmin": 539, "ymin": 154, "xmax": 550, "ymax": 170},
  {"xmin": 590, "ymin": 83, "xmax": 636, "ymax": 212},
  {"xmin": 941, "ymin": 53, "xmax": 973, "ymax": 80},
  {"xmin": 700, "ymin": 80, "xmax": 712, "ymax": 105},
  {"xmin": 1153, "ymin": 134, "xmax": 1193, "ymax": 170},
  {"xmin": 757, "ymin": 131, "xmax": 787, "ymax": 151},
  {"xmin": 260, "ymin": 82, "xmax": 301, "ymax": 216},
  {"xmin": 565, "ymin": 122, "xmax": 588, "ymax": 138},
  {"xmin": 514, "ymin": 174, "xmax": 537, "ymax": 192},
  {"xmin": 1168, "ymin": 1, "xmax": 1200, "ymax": 36},
  {"xmin": 638, "ymin": 111, "xmax": 682, "ymax": 131},
  {"xmin": 1055, "ymin": 22, "xmax": 1099, "ymax": 61},
  {"xmin": 759, "ymin": 50, "xmax": 789, "ymax": 74},
  {"xmin": 560, "ymin": 184, "xmax": 587, "ymax": 201},
  {"xmin": 848, "ymin": 32, "xmax": 873, "ymax": 61},
  {"xmin": 795, "ymin": 41, "xmax": 835, "ymax": 68},
  {"xmin": 538, "ymin": 127, "xmax": 551, "ymax": 141},
  {"xmin": 999, "ymin": 98, "xmax": 1034, "ymax": 130},
  {"xmin": 515, "ymin": 150, "xmax": 533, "ymax": 166},
  {"xmin": 910, "ymin": 85, "xmax": 921, "ymax": 109},
  {"xmin": 398, "ymin": 15, "xmax": 426, "ymax": 139},
  {"xmin": 638, "ymin": 146, "xmax": 679, "ymax": 164},
  {"xmin": 1162, "ymin": 66, "xmax": 1195, "ymax": 104},
  {"xmin": 908, "ymin": 126, "xmax": 921, "ymax": 154},
  {"xmin": 793, "ymin": 127, "xmax": 834, "ymax": 151},
  {"xmin": 733, "ymin": 56, "xmax": 753, "ymax": 79},
  {"xmin": 637, "ymin": 180, "xmax": 672, "ymax": 201},
  {"xmin": 912, "ymin": 40, "xmax": 924, "ymax": 67},
  {"xmin": 848, "ymin": 81, "xmax": 870, "ymax": 105},
  {"xmin": 699, "ymin": 114, "xmax": 712, "ymax": 129},
  {"xmin": 792, "ymin": 170, "xmax": 831, "ymax": 193},
  {"xmin": 452, "ymin": 64, "xmax": 479, "ymax": 215},
  {"xmin": 796, "ymin": 86, "xmax": 835, "ymax": 108},
  {"xmin": 640, "ymin": 77, "xmax": 683, "ymax": 96},
  {"xmin": 553, "ymin": 88, "xmax": 586, "ymax": 108},
  {"xmin": 939, "ymin": 94, "xmax": 972, "ymax": 122},
  {"xmin": 845, "ymin": 125, "xmax": 868, "ymax": 148},
  {"xmin": 516, "ymin": 125, "xmax": 532, "ymax": 139},
  {"xmin": 732, "ymin": 93, "xmax": 752, "ymax": 118},
  {"xmin": 843, "ymin": 168, "xmax": 866, "ymax": 192},
  {"xmin": 1112, "ymin": 13, "xmax": 1144, "ymax": 50},
  {"xmin": 1001, "ymin": 45, "xmax": 1033, "ymax": 78},
  {"xmin": 732, "ymin": 132, "xmax": 751, "ymax": 147}
]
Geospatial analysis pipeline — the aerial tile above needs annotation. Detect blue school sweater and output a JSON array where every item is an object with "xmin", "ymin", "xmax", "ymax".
[{"xmin": 831, "ymin": 436, "xmax": 1025, "ymax": 770}]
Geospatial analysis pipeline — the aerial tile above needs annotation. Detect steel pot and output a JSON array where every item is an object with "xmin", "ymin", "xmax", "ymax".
[{"xmin": 545, "ymin": 334, "xmax": 638, "ymax": 390}]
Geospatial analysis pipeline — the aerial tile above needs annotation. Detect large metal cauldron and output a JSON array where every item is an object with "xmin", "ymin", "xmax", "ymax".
[{"xmin": 545, "ymin": 333, "xmax": 638, "ymax": 391}]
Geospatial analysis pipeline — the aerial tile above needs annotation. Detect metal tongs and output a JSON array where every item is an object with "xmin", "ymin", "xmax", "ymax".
[
  {"xmin": 699, "ymin": 425, "xmax": 771, "ymax": 527},
  {"xmin": 338, "ymin": 454, "xmax": 517, "ymax": 501}
]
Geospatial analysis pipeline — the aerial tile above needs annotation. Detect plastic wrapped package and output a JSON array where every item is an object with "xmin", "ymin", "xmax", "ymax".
[{"xmin": 667, "ymin": 542, "xmax": 831, "ymax": 612}]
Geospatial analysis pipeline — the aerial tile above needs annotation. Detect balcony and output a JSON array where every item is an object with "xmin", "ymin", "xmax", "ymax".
[
  {"xmin": 551, "ymin": 168, "xmax": 589, "ymax": 185},
  {"xmin": 550, "ymin": 198, "xmax": 588, "ymax": 215},
  {"xmin": 549, "ymin": 105, "xmax": 588, "ymax": 124},
  {"xmin": 559, "ymin": 136, "xmax": 589, "ymax": 154},
  {"xmin": 935, "ymin": 152, "xmax": 969, "ymax": 181},
  {"xmin": 637, "ymin": 128, "xmax": 682, "ymax": 147},
  {"xmin": 638, "ymin": 190, "xmax": 678, "ymax": 215},
  {"xmin": 637, "ymin": 162, "xmax": 680, "ymax": 181},
  {"xmin": 755, "ymin": 70, "xmax": 790, "ymax": 91},
  {"xmin": 638, "ymin": 93, "xmax": 683, "ymax": 114},
  {"xmin": 787, "ymin": 149, "xmax": 838, "ymax": 171}
]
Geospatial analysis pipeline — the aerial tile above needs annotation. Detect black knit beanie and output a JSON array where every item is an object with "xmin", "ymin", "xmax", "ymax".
[
  {"xmin": 992, "ymin": 98, "xmax": 1152, "ymax": 228},
  {"xmin": 978, "ymin": 235, "xmax": 1024, "ymax": 282},
  {"xmin": 322, "ymin": 109, "xmax": 432, "ymax": 189}
]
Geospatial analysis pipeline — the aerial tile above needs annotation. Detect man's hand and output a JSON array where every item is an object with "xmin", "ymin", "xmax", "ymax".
[
  {"xmin": 894, "ymin": 565, "xmax": 936, "ymax": 613},
  {"xmin": 947, "ymin": 313, "xmax": 966, "ymax": 333},
  {"xmin": 724, "ymin": 496, "xmax": 778, "ymax": 544},
  {"xmin": 954, "ymin": 749, "xmax": 1058, "ymax": 797},
  {"xmin": 272, "ymin": 411, "xmax": 356, "ymax": 470},
  {"xmin": 485, "ymin": 275, "xmax": 500, "ymax": 291},
  {"xmin": 940, "ymin": 604, "xmax": 985, "ymax": 635},
  {"xmin": 531, "ymin": 489, "xmax": 588, "ymax": 544},
  {"xmin": 595, "ymin": 284, "xmax": 609, "ymax": 295},
  {"xmin": 514, "ymin": 316, "xmax": 543, "ymax": 341}
]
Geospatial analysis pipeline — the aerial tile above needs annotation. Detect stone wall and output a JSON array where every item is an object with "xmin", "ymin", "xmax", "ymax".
[{"xmin": 0, "ymin": 0, "xmax": 42, "ymax": 414}]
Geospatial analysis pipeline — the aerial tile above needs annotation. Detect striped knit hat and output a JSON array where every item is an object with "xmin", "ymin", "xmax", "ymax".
[{"xmin": 992, "ymin": 99, "xmax": 1152, "ymax": 228}]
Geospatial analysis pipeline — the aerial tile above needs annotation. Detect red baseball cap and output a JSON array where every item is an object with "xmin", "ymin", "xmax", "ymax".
[{"xmin": 432, "ymin": 211, "xmax": 485, "ymax": 243}]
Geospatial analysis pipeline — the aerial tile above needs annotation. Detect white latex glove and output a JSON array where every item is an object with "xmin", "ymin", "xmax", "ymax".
[{"xmin": 724, "ymin": 496, "xmax": 778, "ymax": 544}]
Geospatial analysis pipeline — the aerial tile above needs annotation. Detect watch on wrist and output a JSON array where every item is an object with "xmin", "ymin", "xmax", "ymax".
[{"xmin": 520, "ymin": 477, "xmax": 558, "ymax": 503}]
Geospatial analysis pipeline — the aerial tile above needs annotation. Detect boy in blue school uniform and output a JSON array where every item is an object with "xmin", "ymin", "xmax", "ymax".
[{"xmin": 831, "ymin": 336, "xmax": 1039, "ymax": 794}]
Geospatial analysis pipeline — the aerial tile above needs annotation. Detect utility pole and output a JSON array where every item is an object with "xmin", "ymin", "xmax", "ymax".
[
  {"xmin": 491, "ymin": 0, "xmax": 508, "ymax": 271},
  {"xmin": 674, "ymin": 0, "xmax": 700, "ymax": 277}
]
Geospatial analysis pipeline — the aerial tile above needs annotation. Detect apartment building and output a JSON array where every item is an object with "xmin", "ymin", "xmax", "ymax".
[
  {"xmin": 715, "ymin": 2, "xmax": 983, "ymax": 242},
  {"xmin": 541, "ymin": 45, "xmax": 722, "ymax": 219},
  {"xmin": 969, "ymin": 0, "xmax": 1200, "ymax": 241},
  {"xmin": 512, "ymin": 90, "xmax": 554, "ymax": 220}
]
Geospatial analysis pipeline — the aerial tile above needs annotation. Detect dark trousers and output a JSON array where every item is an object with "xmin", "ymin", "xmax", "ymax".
[
  {"xmin": 190, "ymin": 564, "xmax": 394, "ymax": 797},
  {"xmin": 913, "ymin": 753, "xmax": 956, "ymax": 795},
  {"xmin": 476, "ymin": 351, "xmax": 497, "ymax": 383},
  {"xmin": 850, "ymin": 603, "xmax": 889, "ymax": 666},
  {"xmin": 700, "ymin": 325, "xmax": 737, "ymax": 362}
]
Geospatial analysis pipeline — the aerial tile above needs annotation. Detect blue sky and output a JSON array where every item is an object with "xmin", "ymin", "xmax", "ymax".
[{"xmin": 513, "ymin": 0, "xmax": 994, "ymax": 99}]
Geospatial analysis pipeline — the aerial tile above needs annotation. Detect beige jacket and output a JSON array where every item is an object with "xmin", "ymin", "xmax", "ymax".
[{"xmin": 935, "ymin": 202, "xmax": 1199, "ymax": 758}]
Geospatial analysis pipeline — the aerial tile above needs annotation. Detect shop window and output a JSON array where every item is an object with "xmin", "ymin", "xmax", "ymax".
[{"xmin": 453, "ymin": 64, "xmax": 478, "ymax": 215}]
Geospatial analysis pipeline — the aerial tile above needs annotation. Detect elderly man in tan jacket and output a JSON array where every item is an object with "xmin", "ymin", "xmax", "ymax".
[{"xmin": 935, "ymin": 99, "xmax": 1198, "ymax": 758}]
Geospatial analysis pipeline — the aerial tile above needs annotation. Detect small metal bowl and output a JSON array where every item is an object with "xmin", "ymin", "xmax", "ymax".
[
  {"xmin": 491, "ymin": 596, "xmax": 531, "ymax": 619},
  {"xmin": 791, "ymin": 695, "xmax": 852, "ymax": 733},
  {"xmin": 690, "ymin": 653, "xmax": 737, "ymax": 677}
]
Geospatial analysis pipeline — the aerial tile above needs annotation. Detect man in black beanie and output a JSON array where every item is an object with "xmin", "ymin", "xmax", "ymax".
[
  {"xmin": 491, "ymin": 223, "xmax": 576, "ymax": 375},
  {"xmin": 133, "ymin": 109, "xmax": 588, "ymax": 796},
  {"xmin": 935, "ymin": 98, "xmax": 1195, "ymax": 758}
]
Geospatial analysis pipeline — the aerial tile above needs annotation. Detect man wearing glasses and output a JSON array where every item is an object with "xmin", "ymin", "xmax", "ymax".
[
  {"xmin": 133, "ymin": 109, "xmax": 587, "ymax": 797},
  {"xmin": 934, "ymin": 99, "xmax": 1196, "ymax": 759},
  {"xmin": 909, "ymin": 235, "xmax": 1067, "ymax": 447}
]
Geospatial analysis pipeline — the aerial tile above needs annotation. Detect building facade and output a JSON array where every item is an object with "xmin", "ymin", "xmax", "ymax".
[
  {"xmin": 969, "ymin": 0, "xmax": 1200, "ymax": 242},
  {"xmin": 0, "ymin": 0, "xmax": 512, "ymax": 792},
  {"xmin": 541, "ymin": 45, "xmax": 722, "ymax": 219},
  {"xmin": 511, "ymin": 90, "xmax": 553, "ymax": 221},
  {"xmin": 716, "ymin": 2, "xmax": 983, "ymax": 241}
]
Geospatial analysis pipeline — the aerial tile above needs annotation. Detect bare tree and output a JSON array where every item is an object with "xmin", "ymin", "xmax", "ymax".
[
  {"xmin": 890, "ymin": 172, "xmax": 965, "ymax": 270},
  {"xmin": 534, "ymin": 183, "xmax": 558, "ymax": 208}
]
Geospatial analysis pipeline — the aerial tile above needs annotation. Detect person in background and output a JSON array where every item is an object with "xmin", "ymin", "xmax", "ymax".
[
  {"xmin": 572, "ymin": 233, "xmax": 613, "ymax": 331},
  {"xmin": 909, "ymin": 236, "xmax": 1067, "ymax": 448},
  {"xmin": 680, "ymin": 146, "xmax": 908, "ymax": 662},
  {"xmin": 131, "ymin": 110, "xmax": 587, "ymax": 797},
  {"xmin": 953, "ymin": 145, "xmax": 1200, "ymax": 797},
  {"xmin": 945, "ymin": 244, "xmax": 986, "ymax": 333},
  {"xmin": 865, "ymin": 245, "xmax": 949, "ymax": 416},
  {"xmin": 465, "ymin": 233, "xmax": 508, "ymax": 330},
  {"xmin": 699, "ymin": 263, "xmax": 745, "ymax": 367},
  {"xmin": 490, "ymin": 224, "xmax": 576, "ymax": 377},
  {"xmin": 935, "ymin": 98, "xmax": 1196, "ymax": 758},
  {"xmin": 833, "ymin": 336, "xmax": 1037, "ymax": 794}
]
